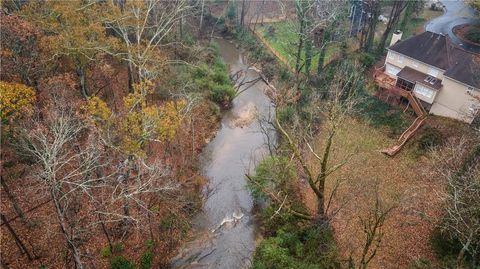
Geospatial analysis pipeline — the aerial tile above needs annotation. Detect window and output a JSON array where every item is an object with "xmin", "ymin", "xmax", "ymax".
[
  {"xmin": 388, "ymin": 51, "xmax": 394, "ymax": 59},
  {"xmin": 396, "ymin": 78, "xmax": 415, "ymax": 91},
  {"xmin": 427, "ymin": 67, "xmax": 439, "ymax": 77},
  {"xmin": 386, "ymin": 64, "xmax": 401, "ymax": 76},
  {"xmin": 415, "ymin": 84, "xmax": 434, "ymax": 99}
]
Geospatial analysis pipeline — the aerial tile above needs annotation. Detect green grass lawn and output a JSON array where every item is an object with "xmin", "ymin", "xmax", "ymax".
[
  {"xmin": 376, "ymin": 8, "xmax": 443, "ymax": 43},
  {"xmin": 256, "ymin": 21, "xmax": 339, "ymax": 74}
]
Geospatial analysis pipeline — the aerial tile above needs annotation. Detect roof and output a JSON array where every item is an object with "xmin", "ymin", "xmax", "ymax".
[
  {"xmin": 444, "ymin": 48, "xmax": 480, "ymax": 89},
  {"xmin": 397, "ymin": 66, "xmax": 443, "ymax": 90},
  {"xmin": 389, "ymin": 31, "xmax": 480, "ymax": 89}
]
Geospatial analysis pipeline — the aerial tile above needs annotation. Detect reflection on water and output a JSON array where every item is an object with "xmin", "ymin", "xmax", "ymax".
[{"xmin": 171, "ymin": 38, "xmax": 276, "ymax": 268}]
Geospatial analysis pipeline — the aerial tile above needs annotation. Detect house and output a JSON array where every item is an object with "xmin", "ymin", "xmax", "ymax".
[{"xmin": 376, "ymin": 30, "xmax": 480, "ymax": 124}]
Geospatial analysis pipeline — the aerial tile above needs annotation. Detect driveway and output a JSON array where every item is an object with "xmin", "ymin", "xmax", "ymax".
[{"xmin": 425, "ymin": 0, "xmax": 480, "ymax": 53}]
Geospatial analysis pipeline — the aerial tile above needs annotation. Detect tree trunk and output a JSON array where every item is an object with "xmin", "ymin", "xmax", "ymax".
[
  {"xmin": 51, "ymin": 191, "xmax": 84, "ymax": 269},
  {"xmin": 456, "ymin": 246, "xmax": 467, "ymax": 269},
  {"xmin": 317, "ymin": 132, "xmax": 334, "ymax": 217},
  {"xmin": 199, "ymin": 0, "xmax": 205, "ymax": 34},
  {"xmin": 0, "ymin": 176, "xmax": 26, "ymax": 224},
  {"xmin": 365, "ymin": 10, "xmax": 379, "ymax": 53},
  {"xmin": 0, "ymin": 214, "xmax": 33, "ymax": 261},
  {"xmin": 127, "ymin": 62, "xmax": 134, "ymax": 93},
  {"xmin": 76, "ymin": 65, "xmax": 88, "ymax": 98},
  {"xmin": 377, "ymin": 1, "xmax": 405, "ymax": 52},
  {"xmin": 295, "ymin": 19, "xmax": 305, "ymax": 74},
  {"xmin": 98, "ymin": 213, "xmax": 113, "ymax": 250},
  {"xmin": 456, "ymin": 234, "xmax": 472, "ymax": 269},
  {"xmin": 304, "ymin": 10, "xmax": 313, "ymax": 75},
  {"xmin": 316, "ymin": 41, "xmax": 327, "ymax": 75},
  {"xmin": 240, "ymin": 0, "xmax": 246, "ymax": 26}
]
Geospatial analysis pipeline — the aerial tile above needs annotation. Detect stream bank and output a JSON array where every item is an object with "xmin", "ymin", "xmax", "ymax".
[{"xmin": 171, "ymin": 38, "xmax": 276, "ymax": 269}]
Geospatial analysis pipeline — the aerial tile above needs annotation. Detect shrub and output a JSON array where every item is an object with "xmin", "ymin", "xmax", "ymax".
[
  {"xmin": 253, "ymin": 236, "xmax": 295, "ymax": 269},
  {"xmin": 110, "ymin": 256, "xmax": 134, "ymax": 269},
  {"xmin": 465, "ymin": 27, "xmax": 480, "ymax": 44},
  {"xmin": 101, "ymin": 246, "xmax": 112, "ymax": 258},
  {"xmin": 252, "ymin": 226, "xmax": 340, "ymax": 269},
  {"xmin": 409, "ymin": 258, "xmax": 433, "ymax": 269},
  {"xmin": 355, "ymin": 93, "xmax": 409, "ymax": 135},
  {"xmin": 144, "ymin": 239, "xmax": 154, "ymax": 249},
  {"xmin": 226, "ymin": 1, "xmax": 236, "ymax": 20},
  {"xmin": 210, "ymin": 84, "xmax": 236, "ymax": 108},
  {"xmin": 191, "ymin": 57, "xmax": 236, "ymax": 109},
  {"xmin": 359, "ymin": 52, "xmax": 376, "ymax": 67},
  {"xmin": 416, "ymin": 127, "xmax": 443, "ymax": 152},
  {"xmin": 430, "ymin": 228, "xmax": 463, "ymax": 268},
  {"xmin": 277, "ymin": 105, "xmax": 295, "ymax": 126},
  {"xmin": 139, "ymin": 251, "xmax": 153, "ymax": 269},
  {"xmin": 113, "ymin": 243, "xmax": 124, "ymax": 254}
]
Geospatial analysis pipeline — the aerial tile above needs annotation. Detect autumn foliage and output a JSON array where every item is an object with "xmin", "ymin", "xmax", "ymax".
[
  {"xmin": 0, "ymin": 81, "xmax": 36, "ymax": 124},
  {"xmin": 0, "ymin": 1, "xmax": 223, "ymax": 268}
]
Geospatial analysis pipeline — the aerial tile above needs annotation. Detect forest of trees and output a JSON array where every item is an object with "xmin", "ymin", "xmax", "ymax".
[
  {"xmin": 0, "ymin": 0, "xmax": 239, "ymax": 267},
  {"xmin": 1, "ymin": 0, "xmax": 479, "ymax": 269}
]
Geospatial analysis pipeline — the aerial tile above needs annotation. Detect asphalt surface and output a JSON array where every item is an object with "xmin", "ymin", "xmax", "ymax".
[{"xmin": 425, "ymin": 0, "xmax": 480, "ymax": 53}]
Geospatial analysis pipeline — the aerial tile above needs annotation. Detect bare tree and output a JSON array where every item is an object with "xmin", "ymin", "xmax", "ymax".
[
  {"xmin": 314, "ymin": 1, "xmax": 346, "ymax": 74},
  {"xmin": 18, "ymin": 106, "xmax": 105, "ymax": 269},
  {"xmin": 104, "ymin": 0, "xmax": 191, "ymax": 87},
  {"xmin": 431, "ymin": 138, "xmax": 480, "ymax": 269},
  {"xmin": 275, "ymin": 61, "xmax": 363, "ymax": 221},
  {"xmin": 357, "ymin": 181, "xmax": 396, "ymax": 269},
  {"xmin": 376, "ymin": 0, "xmax": 410, "ymax": 52}
]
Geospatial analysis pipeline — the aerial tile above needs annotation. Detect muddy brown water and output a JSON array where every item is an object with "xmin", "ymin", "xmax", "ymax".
[{"xmin": 171, "ymin": 38, "xmax": 276, "ymax": 268}]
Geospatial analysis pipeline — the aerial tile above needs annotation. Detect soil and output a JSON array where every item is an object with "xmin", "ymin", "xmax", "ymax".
[{"xmin": 297, "ymin": 115, "xmax": 478, "ymax": 268}]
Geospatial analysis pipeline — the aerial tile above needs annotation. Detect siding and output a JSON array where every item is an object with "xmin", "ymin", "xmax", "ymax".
[
  {"xmin": 430, "ymin": 77, "xmax": 480, "ymax": 123},
  {"xmin": 385, "ymin": 51, "xmax": 444, "ymax": 80}
]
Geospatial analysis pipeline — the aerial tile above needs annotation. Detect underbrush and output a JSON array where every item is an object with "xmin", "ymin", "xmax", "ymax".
[
  {"xmin": 190, "ymin": 54, "xmax": 236, "ymax": 109},
  {"xmin": 253, "ymin": 225, "xmax": 340, "ymax": 269},
  {"xmin": 355, "ymin": 93, "xmax": 410, "ymax": 136},
  {"xmin": 249, "ymin": 157, "xmax": 341, "ymax": 269},
  {"xmin": 430, "ymin": 227, "xmax": 478, "ymax": 269},
  {"xmin": 108, "ymin": 240, "xmax": 154, "ymax": 269}
]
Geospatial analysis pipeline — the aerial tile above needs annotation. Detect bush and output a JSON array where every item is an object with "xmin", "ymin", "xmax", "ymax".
[
  {"xmin": 253, "ymin": 226, "xmax": 340, "ymax": 269},
  {"xmin": 191, "ymin": 57, "xmax": 236, "ymax": 109},
  {"xmin": 416, "ymin": 127, "xmax": 443, "ymax": 153},
  {"xmin": 139, "ymin": 251, "xmax": 153, "ymax": 269},
  {"xmin": 113, "ymin": 243, "xmax": 124, "ymax": 254},
  {"xmin": 359, "ymin": 52, "xmax": 376, "ymax": 67},
  {"xmin": 210, "ymin": 84, "xmax": 236, "ymax": 108},
  {"xmin": 430, "ymin": 227, "xmax": 478, "ymax": 269},
  {"xmin": 101, "ymin": 246, "xmax": 112, "ymax": 258},
  {"xmin": 465, "ymin": 27, "xmax": 480, "ymax": 44},
  {"xmin": 226, "ymin": 1, "xmax": 236, "ymax": 20},
  {"xmin": 110, "ymin": 256, "xmax": 135, "ymax": 269},
  {"xmin": 277, "ymin": 105, "xmax": 295, "ymax": 126},
  {"xmin": 355, "ymin": 93, "xmax": 409, "ymax": 135}
]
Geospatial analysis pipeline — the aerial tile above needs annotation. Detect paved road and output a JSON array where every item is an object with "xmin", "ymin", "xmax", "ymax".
[{"xmin": 425, "ymin": 0, "xmax": 480, "ymax": 53}]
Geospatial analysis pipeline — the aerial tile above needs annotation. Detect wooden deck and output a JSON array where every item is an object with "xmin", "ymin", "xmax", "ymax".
[{"xmin": 373, "ymin": 67, "xmax": 427, "ymax": 157}]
